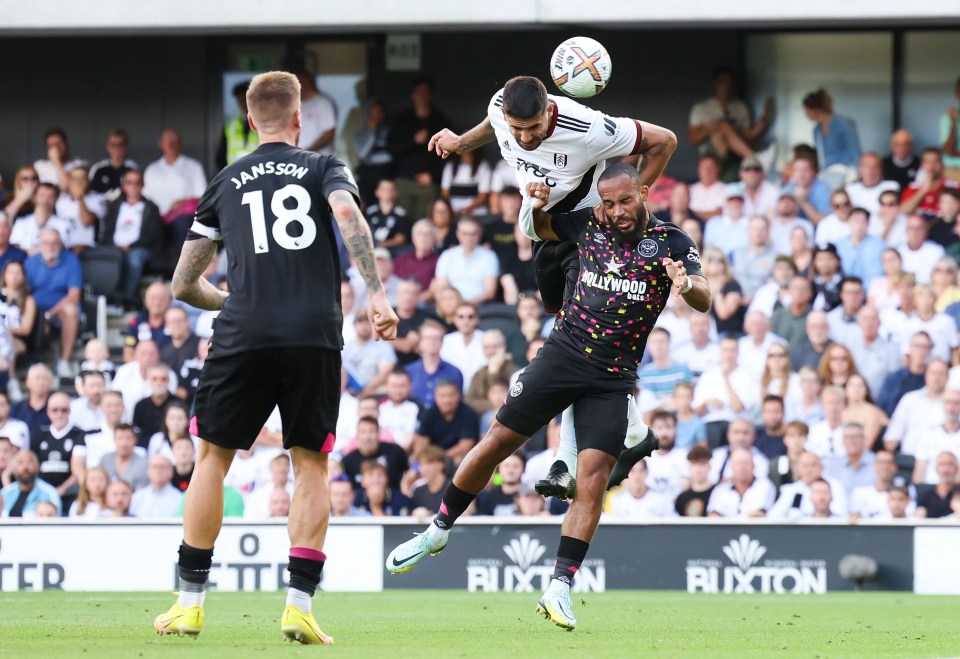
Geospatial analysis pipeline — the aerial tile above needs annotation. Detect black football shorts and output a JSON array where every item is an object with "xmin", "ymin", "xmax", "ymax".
[
  {"xmin": 496, "ymin": 339, "xmax": 632, "ymax": 457},
  {"xmin": 192, "ymin": 346, "xmax": 341, "ymax": 452},
  {"xmin": 534, "ymin": 241, "xmax": 580, "ymax": 314}
]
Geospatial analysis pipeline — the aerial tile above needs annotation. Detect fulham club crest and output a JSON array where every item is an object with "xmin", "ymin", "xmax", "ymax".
[{"xmin": 554, "ymin": 153, "xmax": 567, "ymax": 168}]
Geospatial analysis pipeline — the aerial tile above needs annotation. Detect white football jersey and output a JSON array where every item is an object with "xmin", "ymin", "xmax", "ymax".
[{"xmin": 488, "ymin": 90, "xmax": 642, "ymax": 213}]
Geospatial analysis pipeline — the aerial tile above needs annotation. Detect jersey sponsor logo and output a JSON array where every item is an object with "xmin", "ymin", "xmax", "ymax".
[
  {"xmin": 230, "ymin": 161, "xmax": 310, "ymax": 190},
  {"xmin": 687, "ymin": 247, "xmax": 701, "ymax": 264},
  {"xmin": 603, "ymin": 117, "xmax": 617, "ymax": 136},
  {"xmin": 515, "ymin": 158, "xmax": 557, "ymax": 187},
  {"xmin": 639, "ymin": 239, "xmax": 659, "ymax": 258},
  {"xmin": 592, "ymin": 232, "xmax": 606, "ymax": 244},
  {"xmin": 581, "ymin": 270, "xmax": 647, "ymax": 301},
  {"xmin": 554, "ymin": 153, "xmax": 567, "ymax": 168},
  {"xmin": 510, "ymin": 381, "xmax": 523, "ymax": 397},
  {"xmin": 501, "ymin": 139, "xmax": 511, "ymax": 151}
]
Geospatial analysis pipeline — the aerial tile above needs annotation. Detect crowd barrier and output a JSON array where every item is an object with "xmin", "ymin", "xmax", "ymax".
[{"xmin": 1, "ymin": 519, "xmax": 957, "ymax": 594}]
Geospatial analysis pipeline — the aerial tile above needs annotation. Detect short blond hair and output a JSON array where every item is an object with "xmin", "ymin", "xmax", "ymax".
[{"xmin": 247, "ymin": 71, "xmax": 301, "ymax": 133}]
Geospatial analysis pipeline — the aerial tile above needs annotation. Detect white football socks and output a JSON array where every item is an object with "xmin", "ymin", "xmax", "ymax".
[
  {"xmin": 623, "ymin": 394, "xmax": 650, "ymax": 449},
  {"xmin": 178, "ymin": 588, "xmax": 205, "ymax": 608},
  {"xmin": 286, "ymin": 587, "xmax": 312, "ymax": 613},
  {"xmin": 555, "ymin": 406, "xmax": 579, "ymax": 477},
  {"xmin": 549, "ymin": 577, "xmax": 570, "ymax": 593}
]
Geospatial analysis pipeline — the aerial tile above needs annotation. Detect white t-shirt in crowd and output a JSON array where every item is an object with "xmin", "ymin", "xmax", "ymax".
[
  {"xmin": 607, "ymin": 488, "xmax": 677, "ymax": 518},
  {"xmin": 846, "ymin": 180, "xmax": 900, "ymax": 215},
  {"xmin": 897, "ymin": 313, "xmax": 958, "ymax": 363},
  {"xmin": 54, "ymin": 192, "xmax": 105, "ymax": 248},
  {"xmin": 113, "ymin": 201, "xmax": 146, "ymax": 247},
  {"xmin": 0, "ymin": 417, "xmax": 31, "ymax": 450},
  {"xmin": 435, "ymin": 246, "xmax": 499, "ymax": 302},
  {"xmin": 10, "ymin": 214, "xmax": 70, "ymax": 251},
  {"xmin": 645, "ymin": 448, "xmax": 689, "ymax": 500},
  {"xmin": 142, "ymin": 155, "xmax": 207, "ymax": 216},
  {"xmin": 298, "ymin": 93, "xmax": 337, "ymax": 156},
  {"xmin": 897, "ymin": 241, "xmax": 945, "ymax": 285},
  {"xmin": 441, "ymin": 160, "xmax": 492, "ymax": 214},
  {"xmin": 913, "ymin": 425, "xmax": 960, "ymax": 484},
  {"xmin": 706, "ymin": 477, "xmax": 776, "ymax": 517}
]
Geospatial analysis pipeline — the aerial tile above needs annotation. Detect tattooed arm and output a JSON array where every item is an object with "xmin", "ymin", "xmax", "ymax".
[
  {"xmin": 428, "ymin": 117, "xmax": 496, "ymax": 159},
  {"xmin": 171, "ymin": 238, "xmax": 228, "ymax": 310},
  {"xmin": 328, "ymin": 189, "xmax": 399, "ymax": 340},
  {"xmin": 633, "ymin": 122, "xmax": 678, "ymax": 189}
]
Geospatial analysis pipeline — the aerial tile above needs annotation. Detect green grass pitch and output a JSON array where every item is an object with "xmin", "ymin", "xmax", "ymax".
[{"xmin": 1, "ymin": 591, "xmax": 958, "ymax": 658}]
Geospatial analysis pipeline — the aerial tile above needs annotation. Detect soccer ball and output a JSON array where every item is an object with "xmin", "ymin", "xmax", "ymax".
[{"xmin": 549, "ymin": 36, "xmax": 612, "ymax": 98}]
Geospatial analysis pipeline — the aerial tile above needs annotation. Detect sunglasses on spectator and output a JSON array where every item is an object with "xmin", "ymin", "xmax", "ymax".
[
  {"xmin": 933, "ymin": 267, "xmax": 955, "ymax": 273},
  {"xmin": 49, "ymin": 408, "xmax": 69, "ymax": 413},
  {"xmin": 832, "ymin": 201, "xmax": 851, "ymax": 208},
  {"xmin": 741, "ymin": 166, "xmax": 762, "ymax": 173}
]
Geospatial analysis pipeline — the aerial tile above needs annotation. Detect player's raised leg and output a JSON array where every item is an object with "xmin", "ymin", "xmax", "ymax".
[
  {"xmin": 154, "ymin": 440, "xmax": 234, "ymax": 637},
  {"xmin": 607, "ymin": 394, "xmax": 659, "ymax": 489},
  {"xmin": 281, "ymin": 446, "xmax": 334, "ymax": 645}
]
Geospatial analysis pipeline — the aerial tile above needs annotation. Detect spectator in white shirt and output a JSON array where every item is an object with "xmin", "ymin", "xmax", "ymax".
[
  {"xmin": 694, "ymin": 337, "xmax": 757, "ymax": 446},
  {"xmin": 141, "ymin": 128, "xmax": 207, "ymax": 251},
  {"xmin": 731, "ymin": 216, "xmax": 777, "ymax": 299},
  {"xmin": 672, "ymin": 313, "xmax": 720, "ymax": 379},
  {"xmin": 898, "ymin": 215, "xmax": 945, "ymax": 285},
  {"xmin": 294, "ymin": 70, "xmax": 337, "ymax": 156},
  {"xmin": 55, "ymin": 165, "xmax": 105, "ymax": 251},
  {"xmin": 806, "ymin": 385, "xmax": 847, "ymax": 458},
  {"xmin": 644, "ymin": 411, "xmax": 690, "ymax": 500},
  {"xmin": 850, "ymin": 305, "xmax": 903, "ymax": 399},
  {"xmin": 0, "ymin": 392, "xmax": 31, "ymax": 450},
  {"xmin": 341, "ymin": 312, "xmax": 397, "ymax": 396},
  {"xmin": 709, "ymin": 419, "xmax": 771, "ymax": 483},
  {"xmin": 34, "ymin": 128, "xmax": 86, "ymax": 189},
  {"xmin": 881, "ymin": 485, "xmax": 916, "ymax": 519},
  {"xmin": 846, "ymin": 152, "xmax": 900, "ymax": 215},
  {"xmin": 378, "ymin": 369, "xmax": 421, "ymax": 451},
  {"xmin": 849, "ymin": 450, "xmax": 907, "ymax": 518},
  {"xmin": 826, "ymin": 276, "xmax": 866, "ymax": 347},
  {"xmin": 440, "ymin": 302, "xmax": 486, "ymax": 386},
  {"xmin": 129, "ymin": 455, "xmax": 182, "ymax": 518},
  {"xmin": 899, "ymin": 285, "xmax": 958, "ymax": 363},
  {"xmin": 739, "ymin": 154, "xmax": 779, "ymax": 219},
  {"xmin": 913, "ymin": 388, "xmax": 960, "ymax": 484},
  {"xmin": 70, "ymin": 370, "xmax": 107, "ymax": 432},
  {"xmin": 244, "ymin": 453, "xmax": 294, "ymax": 520},
  {"xmin": 10, "ymin": 183, "xmax": 68, "ymax": 255},
  {"xmin": 703, "ymin": 183, "xmax": 749, "ymax": 256},
  {"xmin": 433, "ymin": 218, "xmax": 499, "ymax": 304},
  {"xmin": 111, "ymin": 340, "xmax": 178, "ymax": 419},
  {"xmin": 606, "ymin": 460, "xmax": 676, "ymax": 519},
  {"xmin": 769, "ymin": 192, "xmax": 813, "ymax": 257},
  {"xmin": 885, "ymin": 359, "xmax": 949, "ymax": 456},
  {"xmin": 815, "ymin": 189, "xmax": 853, "ymax": 248},
  {"xmin": 803, "ymin": 478, "xmax": 842, "ymax": 518},
  {"xmin": 769, "ymin": 450, "xmax": 847, "ymax": 518},
  {"xmin": 689, "ymin": 155, "xmax": 726, "ymax": 219},
  {"xmin": 706, "ymin": 448, "xmax": 776, "ymax": 517},
  {"xmin": 83, "ymin": 391, "xmax": 127, "ymax": 469},
  {"xmin": 738, "ymin": 311, "xmax": 787, "ymax": 378},
  {"xmin": 748, "ymin": 256, "xmax": 798, "ymax": 319},
  {"xmin": 870, "ymin": 189, "xmax": 908, "ymax": 248}
]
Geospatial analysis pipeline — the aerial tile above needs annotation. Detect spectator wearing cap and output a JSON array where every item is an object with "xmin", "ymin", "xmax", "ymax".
[
  {"xmin": 846, "ymin": 152, "xmax": 901, "ymax": 215},
  {"xmin": 216, "ymin": 81, "xmax": 258, "ymax": 170},
  {"xmin": 731, "ymin": 216, "xmax": 777, "ymax": 300},
  {"xmin": 739, "ymin": 155, "xmax": 779, "ymax": 219},
  {"xmin": 703, "ymin": 183, "xmax": 749, "ymax": 256},
  {"xmin": 1, "ymin": 450, "xmax": 61, "ymax": 517},
  {"xmin": 89, "ymin": 129, "xmax": 138, "ymax": 196},
  {"xmin": 898, "ymin": 215, "xmax": 945, "ymax": 285},
  {"xmin": 122, "ymin": 282, "xmax": 172, "ymax": 362},
  {"xmin": 835, "ymin": 209, "xmax": 884, "ymax": 287},
  {"xmin": 811, "ymin": 243, "xmax": 843, "ymax": 311},
  {"xmin": 883, "ymin": 130, "xmax": 920, "ymax": 192},
  {"xmin": 689, "ymin": 155, "xmax": 726, "ymax": 219},
  {"xmin": 783, "ymin": 155, "xmax": 833, "ymax": 222},
  {"xmin": 23, "ymin": 228, "xmax": 82, "ymax": 377},
  {"xmin": 769, "ymin": 191, "xmax": 812, "ymax": 256}
]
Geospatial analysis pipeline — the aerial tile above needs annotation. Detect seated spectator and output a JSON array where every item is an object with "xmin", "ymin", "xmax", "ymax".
[
  {"xmin": 607, "ymin": 459, "xmax": 676, "ymax": 519},
  {"xmin": 846, "ymin": 152, "xmax": 900, "ymax": 214},
  {"xmin": 637, "ymin": 328, "xmax": 692, "ymax": 404},
  {"xmin": 883, "ymin": 130, "xmax": 919, "ymax": 191},
  {"xmin": 786, "ymin": 367, "xmax": 825, "ymax": 426},
  {"xmin": 802, "ymin": 89, "xmax": 861, "ymax": 170},
  {"xmin": 783, "ymin": 155, "xmax": 832, "ymax": 222},
  {"xmin": 709, "ymin": 419, "xmax": 771, "ymax": 483},
  {"xmin": 424, "ymin": 197, "xmax": 458, "ymax": 252},
  {"xmin": 802, "ymin": 478, "xmax": 842, "ymax": 518},
  {"xmin": 170, "ymin": 436, "xmax": 195, "ymax": 493},
  {"xmin": 378, "ymin": 370, "xmax": 421, "ymax": 451},
  {"xmin": 341, "ymin": 416, "xmax": 409, "ymax": 492},
  {"xmin": 789, "ymin": 225, "xmax": 814, "ymax": 278},
  {"xmin": 836, "ymin": 211, "xmax": 884, "ymax": 287},
  {"xmin": 79, "ymin": 338, "xmax": 117, "ymax": 386},
  {"xmin": 102, "ymin": 479, "xmax": 133, "ymax": 517},
  {"xmin": 870, "ymin": 190, "xmax": 908, "ymax": 248},
  {"xmin": 521, "ymin": 416, "xmax": 560, "ymax": 489},
  {"xmin": 11, "ymin": 184, "xmax": 68, "ymax": 255},
  {"xmin": 482, "ymin": 185, "xmax": 519, "ymax": 257},
  {"xmin": 740, "ymin": 155, "xmax": 779, "ymax": 219},
  {"xmin": 55, "ymin": 165, "xmax": 104, "ymax": 251},
  {"xmin": 0, "ymin": 436, "xmax": 15, "ymax": 487},
  {"xmin": 24, "ymin": 229, "xmax": 82, "ymax": 376},
  {"xmin": 100, "ymin": 423, "xmax": 149, "ymax": 490},
  {"xmin": 901, "ymin": 285, "xmax": 958, "ymax": 363},
  {"xmin": 10, "ymin": 364, "xmax": 53, "ymax": 437},
  {"xmin": 850, "ymin": 306, "xmax": 902, "ymax": 400},
  {"xmin": 881, "ymin": 485, "xmax": 917, "ymax": 519},
  {"xmin": 129, "ymin": 455, "xmax": 182, "ymax": 518},
  {"xmin": 355, "ymin": 460, "xmax": 410, "ymax": 517},
  {"xmin": 644, "ymin": 411, "xmax": 690, "ymax": 500},
  {"xmin": 673, "ymin": 382, "xmax": 707, "ymax": 449},
  {"xmin": 433, "ymin": 285, "xmax": 463, "ymax": 330},
  {"xmin": 142, "ymin": 128, "xmax": 207, "ymax": 254},
  {"xmin": 330, "ymin": 474, "xmax": 371, "ymax": 517},
  {"xmin": 754, "ymin": 395, "xmax": 788, "ymax": 458},
  {"xmin": 703, "ymin": 183, "xmax": 749, "ymax": 256},
  {"xmin": 3, "ymin": 166, "xmax": 39, "ymax": 221},
  {"xmin": 769, "ymin": 450, "xmax": 847, "ymax": 518},
  {"xmin": 132, "ymin": 365, "xmax": 174, "ymax": 442},
  {"xmin": 901, "ymin": 148, "xmax": 958, "ymax": 220},
  {"xmin": 433, "ymin": 218, "xmax": 499, "ymax": 304},
  {"xmin": 465, "ymin": 330, "xmax": 517, "ymax": 414},
  {"xmin": 158, "ymin": 307, "xmax": 198, "ymax": 378},
  {"xmin": 880, "ymin": 274, "xmax": 917, "ymax": 348},
  {"xmin": 441, "ymin": 151, "xmax": 491, "ymax": 217},
  {"xmin": 0, "ymin": 259, "xmax": 34, "ymax": 377},
  {"xmin": 440, "ymin": 302, "xmax": 486, "ymax": 385},
  {"xmin": 702, "ymin": 250, "xmax": 744, "ymax": 336},
  {"xmin": 243, "ymin": 453, "xmax": 293, "ymax": 520},
  {"xmin": 349, "ymin": 248, "xmax": 401, "ymax": 309},
  {"xmin": 913, "ymin": 389, "xmax": 960, "ymax": 484},
  {"xmin": 916, "ymin": 452, "xmax": 959, "ymax": 518},
  {"xmin": 771, "ymin": 190, "xmax": 814, "ymax": 253},
  {"xmin": 405, "ymin": 320, "xmax": 464, "ymax": 407},
  {"xmin": 658, "ymin": 181, "xmax": 699, "ymax": 226},
  {"xmin": 412, "ymin": 380, "xmax": 479, "ymax": 464},
  {"xmin": 34, "ymin": 128, "xmax": 86, "ymax": 188},
  {"xmin": 674, "ymin": 445, "xmax": 714, "ymax": 517},
  {"xmin": 69, "ymin": 370, "xmax": 106, "ymax": 432},
  {"xmin": 771, "ymin": 276, "xmax": 814, "ymax": 352},
  {"xmin": 123, "ymin": 282, "xmax": 172, "ymax": 361},
  {"xmin": 884, "ymin": 359, "xmax": 948, "ymax": 456},
  {"xmin": 931, "ymin": 257, "xmax": 960, "ymax": 311},
  {"xmin": 0, "ymin": 216, "xmax": 28, "ymax": 280},
  {"xmin": 342, "ymin": 311, "xmax": 397, "ymax": 396},
  {"xmin": 100, "ymin": 169, "xmax": 164, "ymax": 303},
  {"xmin": 689, "ymin": 155, "xmax": 726, "ymax": 219},
  {"xmin": 876, "ymin": 331, "xmax": 931, "ymax": 417},
  {"xmin": 935, "ymin": 191, "xmax": 960, "ymax": 252},
  {"xmin": 0, "ymin": 392, "xmax": 30, "ymax": 450},
  {"xmin": 112, "ymin": 340, "xmax": 178, "ymax": 420},
  {"xmin": 706, "ymin": 448, "xmax": 775, "ymax": 517},
  {"xmin": 672, "ymin": 314, "xmax": 719, "ymax": 381},
  {"xmin": 770, "ymin": 421, "xmax": 810, "ymax": 490},
  {"xmin": 268, "ymin": 488, "xmax": 291, "ymax": 518},
  {"xmin": 68, "ymin": 466, "xmax": 109, "ymax": 518},
  {"xmin": 811, "ymin": 244, "xmax": 843, "ymax": 312},
  {"xmin": 393, "ymin": 221, "xmax": 440, "ymax": 302},
  {"xmin": 499, "ymin": 223, "xmax": 536, "ymax": 305},
  {"xmin": 819, "ymin": 342, "xmax": 860, "ymax": 391},
  {"xmin": 30, "ymin": 391, "xmax": 85, "ymax": 502},
  {"xmin": 815, "ymin": 190, "xmax": 853, "ymax": 248},
  {"xmin": 89, "ymin": 129, "xmax": 137, "ymax": 196},
  {"xmin": 731, "ymin": 216, "xmax": 776, "ymax": 300},
  {"xmin": 738, "ymin": 311, "xmax": 787, "ymax": 378},
  {"xmin": 475, "ymin": 452, "xmax": 524, "ymax": 516},
  {"xmin": 366, "ymin": 179, "xmax": 411, "ymax": 252},
  {"xmin": 823, "ymin": 422, "xmax": 876, "ymax": 499},
  {"xmin": 408, "ymin": 445, "xmax": 449, "ymax": 516},
  {"xmin": 792, "ymin": 311, "xmax": 833, "ymax": 374},
  {"xmin": 842, "ymin": 373, "xmax": 888, "ymax": 450},
  {"xmin": 392, "ymin": 279, "xmax": 430, "ymax": 366},
  {"xmin": 146, "ymin": 400, "xmax": 191, "ymax": 461},
  {"xmin": 693, "ymin": 337, "xmax": 756, "ymax": 447},
  {"xmin": 1, "ymin": 450, "xmax": 61, "ymax": 517},
  {"xmin": 868, "ymin": 249, "xmax": 905, "ymax": 314},
  {"xmin": 806, "ymin": 386, "xmax": 848, "ymax": 458},
  {"xmin": 82, "ymin": 391, "xmax": 127, "ymax": 469},
  {"xmin": 899, "ymin": 216, "xmax": 945, "ymax": 285}
]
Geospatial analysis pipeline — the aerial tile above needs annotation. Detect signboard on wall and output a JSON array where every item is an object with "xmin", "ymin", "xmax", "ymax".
[{"xmin": 386, "ymin": 34, "xmax": 421, "ymax": 71}]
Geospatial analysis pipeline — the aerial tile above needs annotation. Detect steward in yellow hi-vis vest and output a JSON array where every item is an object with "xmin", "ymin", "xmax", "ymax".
[{"xmin": 217, "ymin": 80, "xmax": 259, "ymax": 168}]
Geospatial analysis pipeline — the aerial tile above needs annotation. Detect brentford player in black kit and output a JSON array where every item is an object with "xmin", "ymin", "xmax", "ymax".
[
  {"xmin": 154, "ymin": 71, "xmax": 398, "ymax": 644},
  {"xmin": 386, "ymin": 163, "xmax": 711, "ymax": 630}
]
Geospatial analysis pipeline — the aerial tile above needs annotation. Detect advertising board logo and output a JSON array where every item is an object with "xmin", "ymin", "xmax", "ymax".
[
  {"xmin": 466, "ymin": 532, "xmax": 605, "ymax": 593},
  {"xmin": 686, "ymin": 534, "xmax": 827, "ymax": 594}
]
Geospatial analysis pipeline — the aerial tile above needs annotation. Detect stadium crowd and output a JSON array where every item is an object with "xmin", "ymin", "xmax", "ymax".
[{"xmin": 2, "ymin": 70, "xmax": 960, "ymax": 523}]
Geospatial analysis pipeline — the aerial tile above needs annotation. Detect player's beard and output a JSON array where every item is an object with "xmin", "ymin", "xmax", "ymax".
[{"xmin": 607, "ymin": 204, "xmax": 650, "ymax": 243}]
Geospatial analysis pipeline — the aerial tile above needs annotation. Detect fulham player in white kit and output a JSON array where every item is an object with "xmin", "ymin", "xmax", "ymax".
[{"xmin": 429, "ymin": 76, "xmax": 678, "ymax": 496}]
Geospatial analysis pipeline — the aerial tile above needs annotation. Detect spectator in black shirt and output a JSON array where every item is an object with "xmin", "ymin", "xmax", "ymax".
[
  {"xmin": 355, "ymin": 459, "xmax": 410, "ymax": 517},
  {"xmin": 11, "ymin": 363, "xmax": 53, "ymax": 437},
  {"xmin": 412, "ymin": 380, "xmax": 479, "ymax": 465},
  {"xmin": 392, "ymin": 278, "xmax": 431, "ymax": 366},
  {"xmin": 882, "ymin": 130, "xmax": 920, "ymax": 192},
  {"xmin": 754, "ymin": 395, "xmax": 787, "ymax": 458},
  {"xmin": 482, "ymin": 186, "xmax": 520, "ymax": 259},
  {"xmin": 409, "ymin": 444, "xmax": 449, "ymax": 516},
  {"xmin": 30, "ymin": 391, "xmax": 85, "ymax": 506},
  {"xmin": 132, "ymin": 365, "xmax": 173, "ymax": 444},
  {"xmin": 499, "ymin": 223, "xmax": 536, "ymax": 305},
  {"xmin": 89, "ymin": 129, "xmax": 137, "ymax": 196},
  {"xmin": 812, "ymin": 244, "xmax": 843, "ymax": 311},
  {"xmin": 475, "ymin": 452, "xmax": 524, "ymax": 516},
  {"xmin": 917, "ymin": 451, "xmax": 959, "ymax": 519},
  {"xmin": 675, "ymin": 445, "xmax": 715, "ymax": 517},
  {"xmin": 341, "ymin": 416, "xmax": 409, "ymax": 492},
  {"xmin": 159, "ymin": 307, "xmax": 198, "ymax": 375},
  {"xmin": 169, "ymin": 436, "xmax": 195, "ymax": 493},
  {"xmin": 366, "ymin": 179, "xmax": 411, "ymax": 253}
]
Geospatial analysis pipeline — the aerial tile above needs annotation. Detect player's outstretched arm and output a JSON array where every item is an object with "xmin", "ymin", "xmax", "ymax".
[
  {"xmin": 329, "ymin": 189, "xmax": 399, "ymax": 340},
  {"xmin": 663, "ymin": 258, "xmax": 711, "ymax": 313},
  {"xmin": 428, "ymin": 118, "xmax": 495, "ymax": 159},
  {"xmin": 518, "ymin": 182, "xmax": 562, "ymax": 241},
  {"xmin": 172, "ymin": 238, "xmax": 228, "ymax": 311},
  {"xmin": 634, "ymin": 122, "xmax": 679, "ymax": 189}
]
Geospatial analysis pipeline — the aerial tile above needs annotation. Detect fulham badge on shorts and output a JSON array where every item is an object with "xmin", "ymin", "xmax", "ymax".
[{"xmin": 554, "ymin": 153, "xmax": 567, "ymax": 168}]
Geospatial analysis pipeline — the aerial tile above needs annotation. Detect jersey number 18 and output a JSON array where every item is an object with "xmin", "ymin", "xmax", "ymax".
[{"xmin": 241, "ymin": 184, "xmax": 316, "ymax": 253}]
